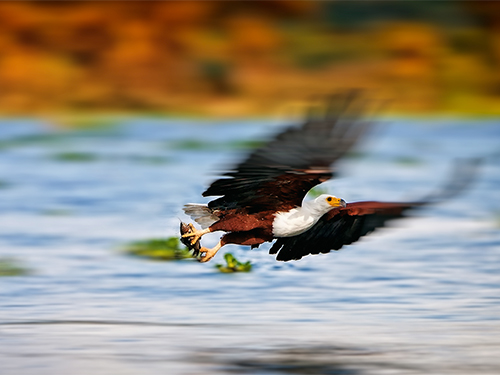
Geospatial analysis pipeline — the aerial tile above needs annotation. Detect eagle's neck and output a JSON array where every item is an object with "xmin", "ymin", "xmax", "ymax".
[{"xmin": 272, "ymin": 201, "xmax": 329, "ymax": 238}]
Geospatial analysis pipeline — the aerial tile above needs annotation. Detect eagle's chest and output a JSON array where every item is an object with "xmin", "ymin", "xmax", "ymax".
[{"xmin": 272, "ymin": 208, "xmax": 318, "ymax": 237}]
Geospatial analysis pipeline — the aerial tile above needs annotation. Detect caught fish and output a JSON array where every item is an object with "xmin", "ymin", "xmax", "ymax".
[{"xmin": 180, "ymin": 221, "xmax": 202, "ymax": 257}]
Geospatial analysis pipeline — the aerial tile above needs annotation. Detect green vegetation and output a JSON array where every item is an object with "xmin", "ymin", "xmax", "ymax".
[
  {"xmin": 170, "ymin": 139, "xmax": 214, "ymax": 151},
  {"xmin": 124, "ymin": 237, "xmax": 194, "ymax": 261},
  {"xmin": 0, "ymin": 134, "xmax": 66, "ymax": 150},
  {"xmin": 393, "ymin": 156, "xmax": 422, "ymax": 166},
  {"xmin": 0, "ymin": 258, "xmax": 30, "ymax": 277},
  {"xmin": 52, "ymin": 152, "xmax": 171, "ymax": 164},
  {"xmin": 215, "ymin": 253, "xmax": 252, "ymax": 273},
  {"xmin": 229, "ymin": 139, "xmax": 266, "ymax": 150},
  {"xmin": 169, "ymin": 138, "xmax": 265, "ymax": 151},
  {"xmin": 53, "ymin": 152, "xmax": 98, "ymax": 162}
]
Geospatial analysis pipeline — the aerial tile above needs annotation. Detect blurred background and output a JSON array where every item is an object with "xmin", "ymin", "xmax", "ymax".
[
  {"xmin": 1, "ymin": 2, "xmax": 500, "ymax": 375},
  {"xmin": 1, "ymin": 0, "xmax": 500, "ymax": 118}
]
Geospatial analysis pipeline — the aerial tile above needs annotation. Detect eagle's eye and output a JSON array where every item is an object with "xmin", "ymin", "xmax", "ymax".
[{"xmin": 327, "ymin": 197, "xmax": 332, "ymax": 202}]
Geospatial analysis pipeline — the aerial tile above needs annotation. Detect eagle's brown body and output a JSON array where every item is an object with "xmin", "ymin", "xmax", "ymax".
[{"xmin": 210, "ymin": 209, "xmax": 275, "ymax": 247}]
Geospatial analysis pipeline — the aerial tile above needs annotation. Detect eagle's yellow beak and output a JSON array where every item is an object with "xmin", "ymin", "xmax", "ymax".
[{"xmin": 326, "ymin": 196, "xmax": 347, "ymax": 208}]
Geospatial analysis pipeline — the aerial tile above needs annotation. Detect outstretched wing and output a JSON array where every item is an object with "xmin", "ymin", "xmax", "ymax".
[
  {"xmin": 203, "ymin": 91, "xmax": 372, "ymax": 213},
  {"xmin": 269, "ymin": 158, "xmax": 481, "ymax": 261},
  {"xmin": 269, "ymin": 201, "xmax": 421, "ymax": 261}
]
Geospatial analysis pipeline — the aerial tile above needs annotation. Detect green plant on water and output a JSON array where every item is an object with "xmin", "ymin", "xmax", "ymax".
[
  {"xmin": 0, "ymin": 134, "xmax": 64, "ymax": 150},
  {"xmin": 54, "ymin": 152, "xmax": 98, "ymax": 162},
  {"xmin": 215, "ymin": 253, "xmax": 252, "ymax": 273},
  {"xmin": 229, "ymin": 139, "xmax": 266, "ymax": 150},
  {"xmin": 124, "ymin": 237, "xmax": 193, "ymax": 261},
  {"xmin": 394, "ymin": 156, "xmax": 421, "ymax": 166},
  {"xmin": 170, "ymin": 139, "xmax": 213, "ymax": 150},
  {"xmin": 169, "ymin": 138, "xmax": 264, "ymax": 152},
  {"xmin": 0, "ymin": 258, "xmax": 30, "ymax": 277}
]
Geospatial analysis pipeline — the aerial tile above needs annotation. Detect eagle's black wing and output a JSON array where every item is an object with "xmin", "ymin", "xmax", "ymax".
[
  {"xmin": 269, "ymin": 158, "xmax": 481, "ymax": 261},
  {"xmin": 203, "ymin": 91, "xmax": 372, "ymax": 213},
  {"xmin": 269, "ymin": 201, "xmax": 419, "ymax": 261}
]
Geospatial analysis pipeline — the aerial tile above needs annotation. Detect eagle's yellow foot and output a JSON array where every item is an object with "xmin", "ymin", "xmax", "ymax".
[
  {"xmin": 181, "ymin": 227, "xmax": 211, "ymax": 246},
  {"xmin": 198, "ymin": 241, "xmax": 222, "ymax": 263}
]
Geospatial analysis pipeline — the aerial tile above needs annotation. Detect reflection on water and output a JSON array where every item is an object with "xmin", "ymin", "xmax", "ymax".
[
  {"xmin": 0, "ymin": 118, "xmax": 499, "ymax": 374},
  {"xmin": 208, "ymin": 346, "xmax": 416, "ymax": 375}
]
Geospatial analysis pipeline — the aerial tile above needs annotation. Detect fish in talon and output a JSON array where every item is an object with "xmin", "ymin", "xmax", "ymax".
[{"xmin": 179, "ymin": 221, "xmax": 202, "ymax": 256}]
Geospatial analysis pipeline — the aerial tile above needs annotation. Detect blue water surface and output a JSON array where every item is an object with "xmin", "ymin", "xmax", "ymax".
[{"xmin": 0, "ymin": 117, "xmax": 499, "ymax": 375}]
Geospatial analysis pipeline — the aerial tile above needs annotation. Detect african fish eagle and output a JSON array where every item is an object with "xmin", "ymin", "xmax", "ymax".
[{"xmin": 181, "ymin": 92, "xmax": 477, "ymax": 262}]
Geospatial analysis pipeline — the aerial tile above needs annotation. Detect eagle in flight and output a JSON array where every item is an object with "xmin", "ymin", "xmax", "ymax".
[{"xmin": 181, "ymin": 92, "xmax": 476, "ymax": 262}]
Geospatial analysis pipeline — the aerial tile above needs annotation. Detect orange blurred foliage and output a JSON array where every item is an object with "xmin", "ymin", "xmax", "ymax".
[{"xmin": 0, "ymin": 1, "xmax": 499, "ymax": 117}]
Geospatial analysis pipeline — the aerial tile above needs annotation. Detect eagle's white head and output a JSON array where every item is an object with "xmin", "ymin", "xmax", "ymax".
[{"xmin": 308, "ymin": 194, "xmax": 347, "ymax": 216}]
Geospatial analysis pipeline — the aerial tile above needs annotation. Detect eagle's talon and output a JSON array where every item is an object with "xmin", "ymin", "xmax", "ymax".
[
  {"xmin": 196, "ymin": 242, "xmax": 222, "ymax": 263},
  {"xmin": 182, "ymin": 233, "xmax": 200, "ymax": 246},
  {"xmin": 198, "ymin": 251, "xmax": 214, "ymax": 263},
  {"xmin": 196, "ymin": 251, "xmax": 208, "ymax": 263},
  {"xmin": 181, "ymin": 227, "xmax": 211, "ymax": 245}
]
